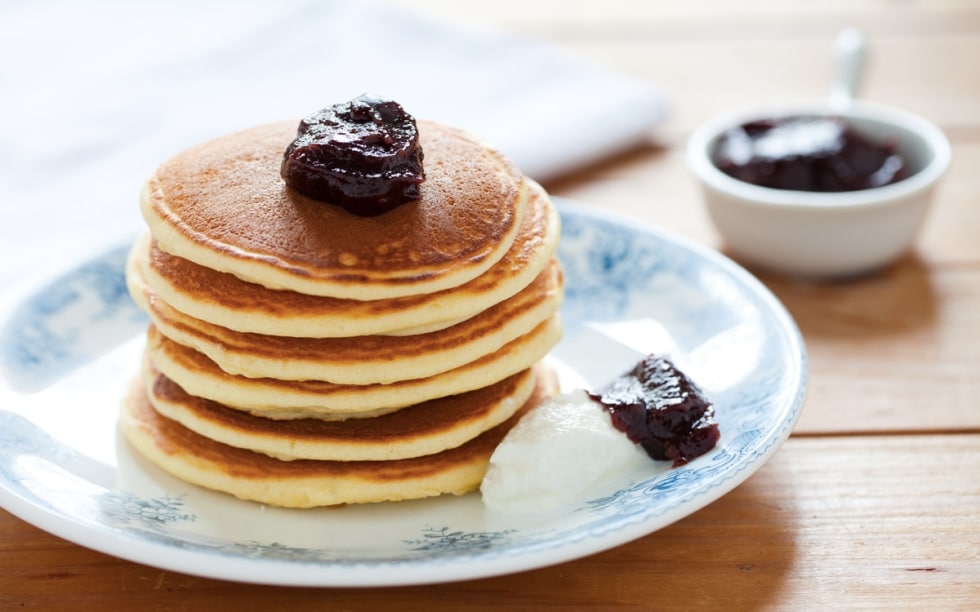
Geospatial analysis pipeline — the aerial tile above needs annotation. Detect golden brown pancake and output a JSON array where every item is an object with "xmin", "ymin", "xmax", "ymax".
[
  {"xmin": 133, "ymin": 257, "xmax": 562, "ymax": 384},
  {"xmin": 133, "ymin": 181, "xmax": 559, "ymax": 338},
  {"xmin": 145, "ymin": 315, "xmax": 563, "ymax": 419},
  {"xmin": 119, "ymin": 368, "xmax": 559, "ymax": 507},
  {"xmin": 141, "ymin": 120, "xmax": 527, "ymax": 300},
  {"xmin": 143, "ymin": 357, "xmax": 539, "ymax": 461}
]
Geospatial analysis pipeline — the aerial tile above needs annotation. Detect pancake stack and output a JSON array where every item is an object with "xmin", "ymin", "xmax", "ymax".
[{"xmin": 120, "ymin": 118, "xmax": 564, "ymax": 508}]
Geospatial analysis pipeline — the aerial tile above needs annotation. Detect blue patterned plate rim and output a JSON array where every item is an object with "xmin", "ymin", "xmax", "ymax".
[{"xmin": 0, "ymin": 200, "xmax": 807, "ymax": 586}]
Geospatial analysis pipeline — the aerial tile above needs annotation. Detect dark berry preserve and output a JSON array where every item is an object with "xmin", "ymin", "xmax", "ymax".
[
  {"xmin": 589, "ymin": 355, "xmax": 720, "ymax": 467},
  {"xmin": 713, "ymin": 116, "xmax": 908, "ymax": 192},
  {"xmin": 281, "ymin": 94, "xmax": 425, "ymax": 216}
]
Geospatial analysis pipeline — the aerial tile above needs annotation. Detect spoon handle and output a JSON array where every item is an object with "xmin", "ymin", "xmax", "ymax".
[{"xmin": 829, "ymin": 28, "xmax": 867, "ymax": 112}]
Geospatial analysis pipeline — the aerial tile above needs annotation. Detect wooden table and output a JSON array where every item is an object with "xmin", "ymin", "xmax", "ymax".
[{"xmin": 3, "ymin": 1, "xmax": 978, "ymax": 608}]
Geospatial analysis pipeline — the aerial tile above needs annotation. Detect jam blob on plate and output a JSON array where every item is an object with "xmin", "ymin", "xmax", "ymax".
[
  {"xmin": 713, "ymin": 116, "xmax": 908, "ymax": 192},
  {"xmin": 281, "ymin": 94, "xmax": 425, "ymax": 216},
  {"xmin": 589, "ymin": 354, "xmax": 720, "ymax": 467}
]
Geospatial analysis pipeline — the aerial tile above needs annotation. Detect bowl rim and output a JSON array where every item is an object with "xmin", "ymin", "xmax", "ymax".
[{"xmin": 685, "ymin": 101, "xmax": 951, "ymax": 210}]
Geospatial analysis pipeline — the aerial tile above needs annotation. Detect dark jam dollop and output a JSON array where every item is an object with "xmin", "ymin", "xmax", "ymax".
[
  {"xmin": 281, "ymin": 94, "xmax": 425, "ymax": 216},
  {"xmin": 588, "ymin": 355, "xmax": 720, "ymax": 467},
  {"xmin": 713, "ymin": 116, "xmax": 908, "ymax": 192}
]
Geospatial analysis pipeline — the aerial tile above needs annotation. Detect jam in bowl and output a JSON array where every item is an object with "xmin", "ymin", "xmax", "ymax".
[
  {"xmin": 686, "ymin": 102, "xmax": 950, "ymax": 278},
  {"xmin": 713, "ymin": 115, "xmax": 909, "ymax": 193}
]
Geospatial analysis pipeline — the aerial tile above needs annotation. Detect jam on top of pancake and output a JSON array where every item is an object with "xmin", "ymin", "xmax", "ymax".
[
  {"xmin": 589, "ymin": 354, "xmax": 720, "ymax": 467},
  {"xmin": 281, "ymin": 94, "xmax": 426, "ymax": 216}
]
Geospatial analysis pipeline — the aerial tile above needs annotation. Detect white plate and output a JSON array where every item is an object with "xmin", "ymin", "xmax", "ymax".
[{"xmin": 0, "ymin": 201, "xmax": 806, "ymax": 587}]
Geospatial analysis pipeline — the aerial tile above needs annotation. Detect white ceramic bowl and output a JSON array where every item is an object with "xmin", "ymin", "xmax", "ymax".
[{"xmin": 686, "ymin": 102, "xmax": 950, "ymax": 277}]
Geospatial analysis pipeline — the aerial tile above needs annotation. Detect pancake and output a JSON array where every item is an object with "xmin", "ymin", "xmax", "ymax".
[
  {"xmin": 141, "ymin": 120, "xmax": 527, "ymax": 300},
  {"xmin": 133, "ymin": 257, "xmax": 562, "ymax": 384},
  {"xmin": 133, "ymin": 181, "xmax": 559, "ymax": 338},
  {"xmin": 143, "ymin": 356, "xmax": 539, "ymax": 461},
  {"xmin": 145, "ymin": 315, "xmax": 563, "ymax": 419},
  {"xmin": 119, "ymin": 368, "xmax": 559, "ymax": 507}
]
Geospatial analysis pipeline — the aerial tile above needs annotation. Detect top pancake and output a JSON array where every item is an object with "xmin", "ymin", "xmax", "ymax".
[
  {"xmin": 141, "ymin": 120, "xmax": 527, "ymax": 300},
  {"xmin": 133, "ymin": 181, "xmax": 559, "ymax": 338}
]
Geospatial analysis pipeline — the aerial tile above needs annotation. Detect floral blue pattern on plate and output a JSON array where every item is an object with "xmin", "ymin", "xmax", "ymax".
[{"xmin": 0, "ymin": 201, "xmax": 806, "ymax": 586}]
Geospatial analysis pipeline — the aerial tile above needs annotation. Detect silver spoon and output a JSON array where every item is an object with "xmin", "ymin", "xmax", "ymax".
[{"xmin": 828, "ymin": 28, "xmax": 867, "ymax": 113}]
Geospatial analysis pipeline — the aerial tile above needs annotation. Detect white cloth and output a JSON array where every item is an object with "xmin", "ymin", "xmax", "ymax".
[{"xmin": 0, "ymin": 0, "xmax": 665, "ymax": 290}]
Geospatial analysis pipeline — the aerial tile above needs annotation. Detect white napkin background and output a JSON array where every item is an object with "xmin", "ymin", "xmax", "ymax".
[{"xmin": 0, "ymin": 0, "xmax": 665, "ymax": 291}]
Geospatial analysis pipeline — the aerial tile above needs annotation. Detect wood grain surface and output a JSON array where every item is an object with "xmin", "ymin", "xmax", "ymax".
[{"xmin": 3, "ymin": 1, "xmax": 979, "ymax": 609}]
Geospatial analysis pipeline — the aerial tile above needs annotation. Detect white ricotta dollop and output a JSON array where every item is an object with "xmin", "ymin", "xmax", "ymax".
[{"xmin": 480, "ymin": 389, "xmax": 649, "ymax": 514}]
